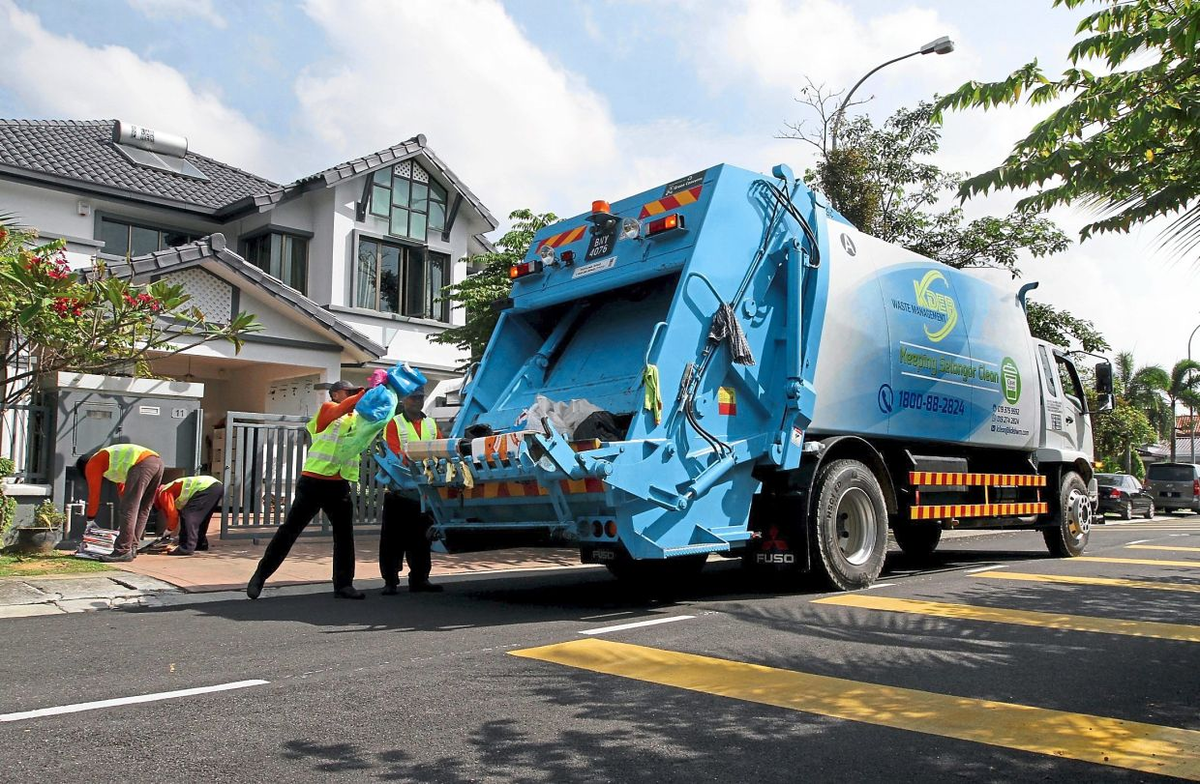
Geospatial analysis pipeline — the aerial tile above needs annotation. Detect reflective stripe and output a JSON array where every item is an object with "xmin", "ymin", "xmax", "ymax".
[
  {"xmin": 176, "ymin": 475, "xmax": 220, "ymax": 508},
  {"xmin": 397, "ymin": 415, "xmax": 438, "ymax": 454},
  {"xmin": 101, "ymin": 445, "xmax": 156, "ymax": 483},
  {"xmin": 303, "ymin": 413, "xmax": 361, "ymax": 480}
]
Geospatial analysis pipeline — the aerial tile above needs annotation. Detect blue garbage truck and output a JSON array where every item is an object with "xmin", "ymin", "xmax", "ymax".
[{"xmin": 374, "ymin": 163, "xmax": 1113, "ymax": 590}]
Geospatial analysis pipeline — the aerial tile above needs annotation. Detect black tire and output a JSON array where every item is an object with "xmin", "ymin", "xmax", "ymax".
[
  {"xmin": 809, "ymin": 459, "xmax": 888, "ymax": 590},
  {"xmin": 893, "ymin": 521, "xmax": 942, "ymax": 560},
  {"xmin": 1043, "ymin": 471, "xmax": 1092, "ymax": 557},
  {"xmin": 1121, "ymin": 500, "xmax": 1133, "ymax": 521},
  {"xmin": 1144, "ymin": 501, "xmax": 1155, "ymax": 520}
]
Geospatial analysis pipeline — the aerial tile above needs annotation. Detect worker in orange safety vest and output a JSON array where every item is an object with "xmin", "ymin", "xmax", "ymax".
[
  {"xmin": 75, "ymin": 444, "xmax": 164, "ymax": 562},
  {"xmin": 154, "ymin": 475, "xmax": 223, "ymax": 555},
  {"xmin": 379, "ymin": 386, "xmax": 443, "ymax": 594}
]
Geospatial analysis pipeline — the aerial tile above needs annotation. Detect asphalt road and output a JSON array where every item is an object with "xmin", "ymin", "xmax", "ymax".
[{"xmin": 1, "ymin": 516, "xmax": 1197, "ymax": 783}]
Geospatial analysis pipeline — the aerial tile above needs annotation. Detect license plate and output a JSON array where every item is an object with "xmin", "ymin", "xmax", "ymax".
[{"xmin": 585, "ymin": 222, "xmax": 618, "ymax": 261}]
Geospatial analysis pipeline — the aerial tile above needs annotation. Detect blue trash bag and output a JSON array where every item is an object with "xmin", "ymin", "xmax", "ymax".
[
  {"xmin": 385, "ymin": 363, "xmax": 427, "ymax": 397},
  {"xmin": 355, "ymin": 384, "xmax": 397, "ymax": 423}
]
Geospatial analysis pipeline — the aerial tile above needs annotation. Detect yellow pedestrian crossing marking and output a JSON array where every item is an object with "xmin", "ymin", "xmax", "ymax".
[
  {"xmin": 1128, "ymin": 544, "xmax": 1200, "ymax": 552},
  {"xmin": 512, "ymin": 638, "xmax": 1200, "ymax": 779},
  {"xmin": 973, "ymin": 571, "xmax": 1200, "ymax": 593},
  {"xmin": 813, "ymin": 595, "xmax": 1200, "ymax": 643},
  {"xmin": 1077, "ymin": 556, "xmax": 1200, "ymax": 569}
]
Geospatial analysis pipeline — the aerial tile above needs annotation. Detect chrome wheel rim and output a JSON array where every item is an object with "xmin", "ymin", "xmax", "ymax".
[
  {"xmin": 835, "ymin": 486, "xmax": 878, "ymax": 566},
  {"xmin": 1067, "ymin": 489, "xmax": 1092, "ymax": 538}
]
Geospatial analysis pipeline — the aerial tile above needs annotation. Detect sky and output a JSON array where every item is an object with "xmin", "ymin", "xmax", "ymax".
[{"xmin": 0, "ymin": 0, "xmax": 1194, "ymax": 373}]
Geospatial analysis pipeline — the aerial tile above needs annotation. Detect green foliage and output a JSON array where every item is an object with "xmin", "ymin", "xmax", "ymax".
[
  {"xmin": 799, "ymin": 102, "xmax": 1071, "ymax": 274},
  {"xmin": 0, "ymin": 223, "xmax": 261, "ymax": 410},
  {"xmin": 1092, "ymin": 395, "xmax": 1156, "ymax": 472},
  {"xmin": 934, "ymin": 0, "xmax": 1200, "ymax": 257},
  {"xmin": 32, "ymin": 499, "xmax": 64, "ymax": 530},
  {"xmin": 1024, "ymin": 299, "xmax": 1110, "ymax": 352},
  {"xmin": 0, "ymin": 457, "xmax": 13, "ymax": 477},
  {"xmin": 431, "ymin": 209, "xmax": 557, "ymax": 368}
]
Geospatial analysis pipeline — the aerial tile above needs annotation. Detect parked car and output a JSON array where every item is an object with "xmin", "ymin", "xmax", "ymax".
[
  {"xmin": 1144, "ymin": 462, "xmax": 1200, "ymax": 514},
  {"xmin": 1095, "ymin": 473, "xmax": 1155, "ymax": 520}
]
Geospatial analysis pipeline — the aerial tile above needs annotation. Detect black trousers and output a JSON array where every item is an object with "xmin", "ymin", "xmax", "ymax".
[
  {"xmin": 177, "ymin": 484, "xmax": 223, "ymax": 553},
  {"xmin": 380, "ymin": 491, "xmax": 432, "ymax": 585},
  {"xmin": 256, "ymin": 476, "xmax": 356, "ymax": 589}
]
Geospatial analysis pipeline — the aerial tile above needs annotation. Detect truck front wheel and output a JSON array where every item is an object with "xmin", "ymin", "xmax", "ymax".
[
  {"xmin": 1043, "ymin": 471, "xmax": 1091, "ymax": 557},
  {"xmin": 810, "ymin": 459, "xmax": 888, "ymax": 590}
]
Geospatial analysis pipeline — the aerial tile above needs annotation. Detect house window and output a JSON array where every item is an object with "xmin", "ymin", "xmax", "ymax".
[
  {"xmin": 98, "ymin": 217, "xmax": 200, "ymax": 259},
  {"xmin": 367, "ymin": 161, "xmax": 449, "ymax": 241},
  {"xmin": 242, "ymin": 232, "xmax": 308, "ymax": 294},
  {"xmin": 356, "ymin": 237, "xmax": 450, "ymax": 322}
]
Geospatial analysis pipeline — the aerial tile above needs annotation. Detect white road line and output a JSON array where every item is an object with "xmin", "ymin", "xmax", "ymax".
[
  {"xmin": 580, "ymin": 615, "xmax": 696, "ymax": 635},
  {"xmin": 1129, "ymin": 540, "xmax": 1150, "ymax": 545},
  {"xmin": 0, "ymin": 679, "xmax": 269, "ymax": 723},
  {"xmin": 579, "ymin": 611, "xmax": 635, "ymax": 621},
  {"xmin": 866, "ymin": 583, "xmax": 896, "ymax": 589},
  {"xmin": 965, "ymin": 564, "xmax": 1007, "ymax": 574}
]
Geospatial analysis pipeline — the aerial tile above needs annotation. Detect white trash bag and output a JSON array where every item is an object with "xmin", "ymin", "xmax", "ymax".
[{"xmin": 516, "ymin": 395, "xmax": 602, "ymax": 440}]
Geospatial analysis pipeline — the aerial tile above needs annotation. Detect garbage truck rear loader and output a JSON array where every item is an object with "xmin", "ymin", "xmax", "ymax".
[{"xmin": 374, "ymin": 163, "xmax": 1112, "ymax": 590}]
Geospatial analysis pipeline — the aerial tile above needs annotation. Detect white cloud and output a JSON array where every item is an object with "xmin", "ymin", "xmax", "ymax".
[
  {"xmin": 126, "ymin": 0, "xmax": 227, "ymax": 29},
  {"xmin": 0, "ymin": 0, "xmax": 274, "ymax": 175}
]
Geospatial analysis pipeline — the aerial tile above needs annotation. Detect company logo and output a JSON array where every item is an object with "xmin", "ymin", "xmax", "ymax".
[
  {"xmin": 761, "ymin": 526, "xmax": 789, "ymax": 552},
  {"xmin": 912, "ymin": 271, "xmax": 958, "ymax": 342},
  {"xmin": 1001, "ymin": 356, "xmax": 1022, "ymax": 404},
  {"xmin": 840, "ymin": 233, "xmax": 857, "ymax": 256}
]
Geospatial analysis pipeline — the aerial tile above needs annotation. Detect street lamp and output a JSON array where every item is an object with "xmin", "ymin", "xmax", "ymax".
[
  {"xmin": 1189, "ymin": 321, "xmax": 1200, "ymax": 463},
  {"xmin": 829, "ymin": 35, "xmax": 956, "ymax": 152}
]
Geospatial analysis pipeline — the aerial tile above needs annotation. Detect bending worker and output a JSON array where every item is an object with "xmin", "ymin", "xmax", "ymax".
[
  {"xmin": 155, "ymin": 475, "xmax": 223, "ymax": 556},
  {"xmin": 75, "ymin": 444, "xmax": 164, "ymax": 562},
  {"xmin": 380, "ymin": 386, "xmax": 443, "ymax": 594},
  {"xmin": 247, "ymin": 379, "xmax": 385, "ymax": 600}
]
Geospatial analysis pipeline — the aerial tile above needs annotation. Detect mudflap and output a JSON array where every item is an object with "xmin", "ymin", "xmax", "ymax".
[{"xmin": 744, "ymin": 491, "xmax": 811, "ymax": 576}]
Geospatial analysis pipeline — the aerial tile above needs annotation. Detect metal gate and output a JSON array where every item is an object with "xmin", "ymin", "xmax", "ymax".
[{"xmin": 218, "ymin": 411, "xmax": 386, "ymax": 540}]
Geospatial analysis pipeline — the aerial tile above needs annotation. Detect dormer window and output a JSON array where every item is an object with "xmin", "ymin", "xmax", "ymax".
[{"xmin": 366, "ymin": 160, "xmax": 448, "ymax": 241}]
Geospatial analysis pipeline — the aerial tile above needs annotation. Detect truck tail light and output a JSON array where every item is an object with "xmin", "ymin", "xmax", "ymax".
[
  {"xmin": 509, "ymin": 260, "xmax": 544, "ymax": 280},
  {"xmin": 1109, "ymin": 488, "xmax": 1120, "ymax": 498},
  {"xmin": 646, "ymin": 213, "xmax": 686, "ymax": 237},
  {"xmin": 1193, "ymin": 478, "xmax": 1199, "ymax": 497}
]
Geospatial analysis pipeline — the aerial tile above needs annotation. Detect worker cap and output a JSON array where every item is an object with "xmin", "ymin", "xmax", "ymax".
[{"xmin": 327, "ymin": 379, "xmax": 363, "ymax": 396}]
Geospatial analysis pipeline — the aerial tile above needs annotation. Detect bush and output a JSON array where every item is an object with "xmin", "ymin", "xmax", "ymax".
[{"xmin": 33, "ymin": 499, "xmax": 64, "ymax": 530}]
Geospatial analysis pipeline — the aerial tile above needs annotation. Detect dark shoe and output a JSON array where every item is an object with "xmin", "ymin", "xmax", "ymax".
[
  {"xmin": 409, "ymin": 580, "xmax": 443, "ymax": 593},
  {"xmin": 381, "ymin": 584, "xmax": 400, "ymax": 596},
  {"xmin": 196, "ymin": 542, "xmax": 210, "ymax": 552},
  {"xmin": 98, "ymin": 550, "xmax": 135, "ymax": 563},
  {"xmin": 334, "ymin": 586, "xmax": 366, "ymax": 600},
  {"xmin": 167, "ymin": 548, "xmax": 194, "ymax": 556},
  {"xmin": 246, "ymin": 571, "xmax": 265, "ymax": 600}
]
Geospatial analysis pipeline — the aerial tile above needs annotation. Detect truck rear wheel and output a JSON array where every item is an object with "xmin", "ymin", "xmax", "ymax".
[
  {"xmin": 1043, "ymin": 471, "xmax": 1091, "ymax": 557},
  {"xmin": 810, "ymin": 459, "xmax": 888, "ymax": 590},
  {"xmin": 893, "ymin": 521, "xmax": 942, "ymax": 560}
]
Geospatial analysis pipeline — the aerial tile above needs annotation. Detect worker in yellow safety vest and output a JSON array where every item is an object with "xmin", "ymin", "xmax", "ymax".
[
  {"xmin": 75, "ymin": 444, "xmax": 164, "ymax": 562},
  {"xmin": 154, "ymin": 475, "xmax": 223, "ymax": 555},
  {"xmin": 379, "ymin": 386, "xmax": 443, "ymax": 594},
  {"xmin": 247, "ymin": 378, "xmax": 386, "ymax": 600}
]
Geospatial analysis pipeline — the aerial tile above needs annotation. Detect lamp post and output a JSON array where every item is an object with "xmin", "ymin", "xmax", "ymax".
[
  {"xmin": 829, "ymin": 35, "xmax": 956, "ymax": 152},
  {"xmin": 1189, "ymin": 321, "xmax": 1200, "ymax": 463}
]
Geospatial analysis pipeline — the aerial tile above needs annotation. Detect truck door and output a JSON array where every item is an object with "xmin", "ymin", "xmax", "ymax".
[{"xmin": 1036, "ymin": 344, "xmax": 1088, "ymax": 454}]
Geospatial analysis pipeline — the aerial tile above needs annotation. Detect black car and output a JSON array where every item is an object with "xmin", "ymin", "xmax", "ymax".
[{"xmin": 1096, "ymin": 473, "xmax": 1155, "ymax": 520}]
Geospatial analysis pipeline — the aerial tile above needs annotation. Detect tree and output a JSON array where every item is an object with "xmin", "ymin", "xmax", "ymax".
[
  {"xmin": 782, "ymin": 85, "xmax": 1101, "ymax": 350},
  {"xmin": 1163, "ymin": 359, "xmax": 1200, "ymax": 460},
  {"xmin": 1091, "ymin": 395, "xmax": 1156, "ymax": 476},
  {"xmin": 431, "ymin": 209, "xmax": 557, "ymax": 368},
  {"xmin": 782, "ymin": 88, "xmax": 1071, "ymax": 274},
  {"xmin": 1024, "ymin": 300, "xmax": 1109, "ymax": 352},
  {"xmin": 1116, "ymin": 351, "xmax": 1172, "ymax": 440},
  {"xmin": 0, "ymin": 224, "xmax": 260, "ymax": 427},
  {"xmin": 934, "ymin": 0, "xmax": 1200, "ymax": 258}
]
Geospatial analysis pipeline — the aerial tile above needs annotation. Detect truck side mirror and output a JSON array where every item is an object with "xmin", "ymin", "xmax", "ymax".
[
  {"xmin": 1095, "ymin": 362, "xmax": 1114, "ymax": 395},
  {"xmin": 1094, "ymin": 393, "xmax": 1114, "ymax": 413}
]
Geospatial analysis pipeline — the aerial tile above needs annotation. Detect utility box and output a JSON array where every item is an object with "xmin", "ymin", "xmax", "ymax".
[{"xmin": 46, "ymin": 372, "xmax": 204, "ymax": 536}]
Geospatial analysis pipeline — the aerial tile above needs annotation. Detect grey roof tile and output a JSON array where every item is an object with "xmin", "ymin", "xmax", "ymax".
[
  {"xmin": 0, "ymin": 119, "xmax": 279, "ymax": 213},
  {"xmin": 101, "ymin": 233, "xmax": 385, "ymax": 359}
]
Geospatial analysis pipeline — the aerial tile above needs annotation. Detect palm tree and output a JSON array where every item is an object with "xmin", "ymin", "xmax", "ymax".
[{"xmin": 1165, "ymin": 359, "xmax": 1200, "ymax": 461}]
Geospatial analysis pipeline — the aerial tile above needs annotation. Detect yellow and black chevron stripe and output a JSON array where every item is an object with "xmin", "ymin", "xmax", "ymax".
[
  {"xmin": 910, "ymin": 502, "xmax": 1048, "ymax": 520},
  {"xmin": 909, "ymin": 472, "xmax": 1046, "ymax": 487}
]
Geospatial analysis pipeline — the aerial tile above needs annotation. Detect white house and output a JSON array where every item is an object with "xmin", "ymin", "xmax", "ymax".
[{"xmin": 0, "ymin": 119, "xmax": 497, "ymax": 470}]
